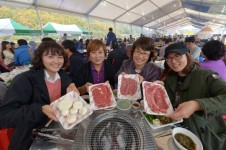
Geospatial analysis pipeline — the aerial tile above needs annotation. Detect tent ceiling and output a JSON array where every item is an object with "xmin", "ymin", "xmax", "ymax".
[{"xmin": 0, "ymin": 0, "xmax": 226, "ymax": 32}]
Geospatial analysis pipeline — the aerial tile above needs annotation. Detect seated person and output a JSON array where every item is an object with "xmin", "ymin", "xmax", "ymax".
[
  {"xmin": 161, "ymin": 43, "xmax": 226, "ymax": 150},
  {"xmin": 116, "ymin": 37, "xmax": 161, "ymax": 82},
  {"xmin": 199, "ymin": 40, "xmax": 226, "ymax": 81},
  {"xmin": 61, "ymin": 40, "xmax": 85, "ymax": 78},
  {"xmin": 73, "ymin": 39, "xmax": 114, "ymax": 95},
  {"xmin": 14, "ymin": 39, "xmax": 31, "ymax": 66},
  {"xmin": 107, "ymin": 40, "xmax": 128, "ymax": 74},
  {"xmin": 0, "ymin": 42, "xmax": 79, "ymax": 149}
]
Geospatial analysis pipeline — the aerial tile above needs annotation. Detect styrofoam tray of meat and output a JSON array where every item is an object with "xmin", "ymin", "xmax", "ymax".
[
  {"xmin": 142, "ymin": 81, "xmax": 174, "ymax": 115},
  {"xmin": 51, "ymin": 91, "xmax": 93, "ymax": 130},
  {"xmin": 117, "ymin": 74, "xmax": 141, "ymax": 101},
  {"xmin": 88, "ymin": 82, "xmax": 116, "ymax": 110}
]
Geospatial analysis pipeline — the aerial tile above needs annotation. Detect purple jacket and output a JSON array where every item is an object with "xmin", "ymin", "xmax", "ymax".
[{"xmin": 199, "ymin": 60, "xmax": 226, "ymax": 81}]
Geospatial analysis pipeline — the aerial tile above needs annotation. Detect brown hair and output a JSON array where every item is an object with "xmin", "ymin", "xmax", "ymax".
[
  {"xmin": 131, "ymin": 37, "xmax": 155, "ymax": 62},
  {"xmin": 87, "ymin": 39, "xmax": 107, "ymax": 57},
  {"xmin": 31, "ymin": 41, "xmax": 67, "ymax": 69},
  {"xmin": 160, "ymin": 53, "xmax": 198, "ymax": 80}
]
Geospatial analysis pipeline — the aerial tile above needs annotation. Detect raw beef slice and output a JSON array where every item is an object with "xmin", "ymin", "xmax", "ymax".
[
  {"xmin": 91, "ymin": 84, "xmax": 112, "ymax": 107},
  {"xmin": 120, "ymin": 76, "xmax": 137, "ymax": 96},
  {"xmin": 144, "ymin": 83, "xmax": 169, "ymax": 113}
]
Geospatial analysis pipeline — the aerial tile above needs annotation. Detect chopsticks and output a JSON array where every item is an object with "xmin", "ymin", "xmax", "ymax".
[{"xmin": 45, "ymin": 119, "xmax": 53, "ymax": 128}]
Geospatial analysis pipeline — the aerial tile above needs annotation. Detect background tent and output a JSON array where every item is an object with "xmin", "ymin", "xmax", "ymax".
[
  {"xmin": 197, "ymin": 26, "xmax": 213, "ymax": 38},
  {"xmin": 0, "ymin": 18, "xmax": 40, "ymax": 36},
  {"xmin": 42, "ymin": 22, "xmax": 82, "ymax": 35}
]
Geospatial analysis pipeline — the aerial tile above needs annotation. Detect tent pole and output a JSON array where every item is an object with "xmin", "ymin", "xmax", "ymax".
[
  {"xmin": 86, "ymin": 16, "xmax": 90, "ymax": 39},
  {"xmin": 113, "ymin": 21, "xmax": 116, "ymax": 36},
  {"xmin": 35, "ymin": 6, "xmax": 44, "ymax": 38}
]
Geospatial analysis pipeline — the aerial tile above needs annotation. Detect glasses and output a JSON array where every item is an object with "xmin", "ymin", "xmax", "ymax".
[
  {"xmin": 134, "ymin": 50, "xmax": 150, "ymax": 58},
  {"xmin": 165, "ymin": 54, "xmax": 182, "ymax": 62}
]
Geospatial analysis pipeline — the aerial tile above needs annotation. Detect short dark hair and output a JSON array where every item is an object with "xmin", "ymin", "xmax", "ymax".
[
  {"xmin": 111, "ymin": 40, "xmax": 118, "ymax": 49},
  {"xmin": 61, "ymin": 40, "xmax": 77, "ymax": 53},
  {"xmin": 131, "ymin": 37, "xmax": 155, "ymax": 62},
  {"xmin": 202, "ymin": 40, "xmax": 225, "ymax": 60},
  {"xmin": 109, "ymin": 27, "xmax": 113, "ymax": 32},
  {"xmin": 165, "ymin": 38, "xmax": 173, "ymax": 44},
  {"xmin": 17, "ymin": 39, "xmax": 27, "ymax": 46},
  {"xmin": 185, "ymin": 36, "xmax": 195, "ymax": 43},
  {"xmin": 32, "ymin": 42, "xmax": 67, "ymax": 69},
  {"xmin": 41, "ymin": 37, "xmax": 56, "ymax": 43}
]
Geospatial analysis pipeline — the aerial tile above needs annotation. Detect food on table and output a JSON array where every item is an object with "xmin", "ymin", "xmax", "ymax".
[
  {"xmin": 143, "ymin": 112, "xmax": 173, "ymax": 125},
  {"xmin": 90, "ymin": 83, "xmax": 112, "ymax": 107},
  {"xmin": 175, "ymin": 133, "xmax": 196, "ymax": 150},
  {"xmin": 153, "ymin": 119, "xmax": 161, "ymax": 125},
  {"xmin": 58, "ymin": 97, "xmax": 73, "ymax": 111},
  {"xmin": 143, "ymin": 82, "xmax": 169, "ymax": 113}
]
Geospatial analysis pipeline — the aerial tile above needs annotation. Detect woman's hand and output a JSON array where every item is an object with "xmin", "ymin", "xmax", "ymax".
[
  {"xmin": 67, "ymin": 83, "xmax": 80, "ymax": 95},
  {"xmin": 84, "ymin": 82, "xmax": 93, "ymax": 92},
  {"xmin": 137, "ymin": 74, "xmax": 144, "ymax": 84},
  {"xmin": 166, "ymin": 100, "xmax": 203, "ymax": 120},
  {"xmin": 42, "ymin": 105, "xmax": 58, "ymax": 121}
]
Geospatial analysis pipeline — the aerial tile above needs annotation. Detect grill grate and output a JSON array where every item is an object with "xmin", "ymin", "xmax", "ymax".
[{"xmin": 83, "ymin": 110, "xmax": 157, "ymax": 150}]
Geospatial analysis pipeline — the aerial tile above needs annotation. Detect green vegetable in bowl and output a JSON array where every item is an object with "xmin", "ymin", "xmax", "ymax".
[
  {"xmin": 143, "ymin": 112, "xmax": 153, "ymax": 123},
  {"xmin": 143, "ymin": 112, "xmax": 173, "ymax": 125},
  {"xmin": 175, "ymin": 133, "xmax": 196, "ymax": 150},
  {"xmin": 158, "ymin": 116, "xmax": 173, "ymax": 124}
]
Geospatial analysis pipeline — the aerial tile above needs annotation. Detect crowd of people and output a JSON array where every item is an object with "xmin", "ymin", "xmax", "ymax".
[{"xmin": 0, "ymin": 28, "xmax": 226, "ymax": 149}]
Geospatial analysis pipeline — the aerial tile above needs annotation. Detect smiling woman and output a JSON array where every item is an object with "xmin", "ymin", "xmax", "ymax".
[
  {"xmin": 0, "ymin": 42, "xmax": 79, "ymax": 150},
  {"xmin": 161, "ymin": 43, "xmax": 226, "ymax": 150},
  {"xmin": 116, "ymin": 37, "xmax": 161, "ymax": 83},
  {"xmin": 73, "ymin": 39, "xmax": 115, "ymax": 95}
]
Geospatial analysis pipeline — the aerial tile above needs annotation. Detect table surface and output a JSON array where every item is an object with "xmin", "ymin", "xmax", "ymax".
[{"xmin": 31, "ymin": 108, "xmax": 177, "ymax": 150}]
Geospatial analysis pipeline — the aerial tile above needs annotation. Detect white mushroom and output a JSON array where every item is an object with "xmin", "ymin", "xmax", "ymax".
[
  {"xmin": 66, "ymin": 115, "xmax": 77, "ymax": 124},
  {"xmin": 61, "ymin": 109, "xmax": 69, "ymax": 117},
  {"xmin": 73, "ymin": 101, "xmax": 83, "ymax": 110},
  {"xmin": 58, "ymin": 97, "xmax": 73, "ymax": 111},
  {"xmin": 70, "ymin": 108, "xmax": 78, "ymax": 115},
  {"xmin": 79, "ymin": 106, "xmax": 88, "ymax": 116}
]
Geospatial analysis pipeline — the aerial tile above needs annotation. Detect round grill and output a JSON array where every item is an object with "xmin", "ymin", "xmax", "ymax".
[{"xmin": 85, "ymin": 111, "xmax": 144, "ymax": 150}]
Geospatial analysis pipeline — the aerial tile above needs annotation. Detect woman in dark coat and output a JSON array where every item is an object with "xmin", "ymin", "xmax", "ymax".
[{"xmin": 0, "ymin": 42, "xmax": 79, "ymax": 150}]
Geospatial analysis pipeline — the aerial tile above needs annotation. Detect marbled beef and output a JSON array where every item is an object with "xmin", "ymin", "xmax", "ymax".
[
  {"xmin": 91, "ymin": 84, "xmax": 112, "ymax": 107},
  {"xmin": 144, "ymin": 83, "xmax": 169, "ymax": 113},
  {"xmin": 120, "ymin": 76, "xmax": 137, "ymax": 96}
]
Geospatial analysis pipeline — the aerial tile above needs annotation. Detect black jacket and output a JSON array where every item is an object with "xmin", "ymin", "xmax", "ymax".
[
  {"xmin": 68, "ymin": 52, "xmax": 85, "ymax": 78},
  {"xmin": 73, "ymin": 60, "xmax": 115, "ymax": 87},
  {"xmin": 107, "ymin": 48, "xmax": 128, "ymax": 75},
  {"xmin": 0, "ymin": 69, "xmax": 71, "ymax": 150}
]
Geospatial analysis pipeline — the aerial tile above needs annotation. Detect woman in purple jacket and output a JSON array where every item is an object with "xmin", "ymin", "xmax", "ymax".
[{"xmin": 199, "ymin": 40, "xmax": 226, "ymax": 81}]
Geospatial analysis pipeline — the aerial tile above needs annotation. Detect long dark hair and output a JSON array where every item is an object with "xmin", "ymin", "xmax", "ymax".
[
  {"xmin": 160, "ymin": 53, "xmax": 199, "ymax": 80},
  {"xmin": 31, "ymin": 41, "xmax": 67, "ymax": 69},
  {"xmin": 1, "ymin": 41, "xmax": 14, "ymax": 59}
]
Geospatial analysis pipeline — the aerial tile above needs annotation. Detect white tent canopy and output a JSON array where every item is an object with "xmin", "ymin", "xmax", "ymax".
[
  {"xmin": 42, "ymin": 22, "xmax": 82, "ymax": 35},
  {"xmin": 0, "ymin": 0, "xmax": 226, "ymax": 33},
  {"xmin": 0, "ymin": 18, "xmax": 40, "ymax": 36}
]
